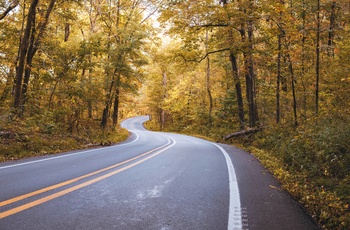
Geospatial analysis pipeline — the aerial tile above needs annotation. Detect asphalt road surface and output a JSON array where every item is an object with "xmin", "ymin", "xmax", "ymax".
[{"xmin": 0, "ymin": 116, "xmax": 319, "ymax": 230}]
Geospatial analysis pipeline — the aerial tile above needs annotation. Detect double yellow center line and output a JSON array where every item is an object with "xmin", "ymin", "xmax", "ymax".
[{"xmin": 0, "ymin": 137, "xmax": 175, "ymax": 219}]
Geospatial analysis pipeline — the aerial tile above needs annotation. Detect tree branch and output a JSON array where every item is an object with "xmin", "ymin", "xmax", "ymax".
[
  {"xmin": 180, "ymin": 48, "xmax": 230, "ymax": 63},
  {"xmin": 0, "ymin": 0, "xmax": 19, "ymax": 20},
  {"xmin": 190, "ymin": 23, "xmax": 229, "ymax": 28},
  {"xmin": 223, "ymin": 127, "xmax": 262, "ymax": 140}
]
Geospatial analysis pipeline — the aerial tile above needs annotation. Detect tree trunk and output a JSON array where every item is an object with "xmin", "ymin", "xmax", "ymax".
[
  {"xmin": 286, "ymin": 52, "xmax": 298, "ymax": 127},
  {"xmin": 14, "ymin": 0, "xmax": 57, "ymax": 115},
  {"xmin": 247, "ymin": 19, "xmax": 258, "ymax": 126},
  {"xmin": 276, "ymin": 33, "xmax": 282, "ymax": 123},
  {"xmin": 276, "ymin": 1, "xmax": 285, "ymax": 123},
  {"xmin": 64, "ymin": 23, "xmax": 70, "ymax": 42},
  {"xmin": 13, "ymin": 0, "xmax": 39, "ymax": 113},
  {"xmin": 112, "ymin": 74, "xmax": 121, "ymax": 127},
  {"xmin": 205, "ymin": 29, "xmax": 213, "ymax": 124},
  {"xmin": 112, "ymin": 87, "xmax": 120, "ymax": 127},
  {"xmin": 21, "ymin": 14, "xmax": 37, "ymax": 114},
  {"xmin": 301, "ymin": 0, "xmax": 307, "ymax": 119},
  {"xmin": 240, "ymin": 21, "xmax": 258, "ymax": 128},
  {"xmin": 100, "ymin": 74, "xmax": 115, "ymax": 129},
  {"xmin": 87, "ymin": 60, "xmax": 93, "ymax": 119},
  {"xmin": 206, "ymin": 56, "xmax": 213, "ymax": 124},
  {"xmin": 222, "ymin": 0, "xmax": 244, "ymax": 129},
  {"xmin": 223, "ymin": 127, "xmax": 261, "ymax": 140},
  {"xmin": 316, "ymin": 0, "xmax": 320, "ymax": 115},
  {"xmin": 328, "ymin": 0, "xmax": 336, "ymax": 57},
  {"xmin": 229, "ymin": 52, "xmax": 245, "ymax": 129},
  {"xmin": 0, "ymin": 66, "xmax": 15, "ymax": 105},
  {"xmin": 161, "ymin": 70, "xmax": 167, "ymax": 130}
]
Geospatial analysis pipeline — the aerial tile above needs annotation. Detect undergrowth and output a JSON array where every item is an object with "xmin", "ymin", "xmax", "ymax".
[
  {"xmin": 246, "ymin": 117, "xmax": 350, "ymax": 230},
  {"xmin": 0, "ymin": 114, "xmax": 129, "ymax": 162}
]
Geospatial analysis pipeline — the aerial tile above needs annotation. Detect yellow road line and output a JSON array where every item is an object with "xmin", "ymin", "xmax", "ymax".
[{"xmin": 0, "ymin": 139, "xmax": 174, "ymax": 218}]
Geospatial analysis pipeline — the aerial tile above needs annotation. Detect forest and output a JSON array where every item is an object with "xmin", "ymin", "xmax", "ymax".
[{"xmin": 0, "ymin": 0, "xmax": 349, "ymax": 229}]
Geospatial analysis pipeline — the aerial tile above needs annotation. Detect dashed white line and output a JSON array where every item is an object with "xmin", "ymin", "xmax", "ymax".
[{"xmin": 213, "ymin": 143, "xmax": 242, "ymax": 230}]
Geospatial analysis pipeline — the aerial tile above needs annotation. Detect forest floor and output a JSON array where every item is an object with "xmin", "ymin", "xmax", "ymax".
[{"xmin": 0, "ymin": 117, "xmax": 129, "ymax": 162}]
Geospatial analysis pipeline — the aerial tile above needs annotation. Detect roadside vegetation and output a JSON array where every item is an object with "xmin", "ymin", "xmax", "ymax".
[
  {"xmin": 146, "ymin": 115, "xmax": 350, "ymax": 230},
  {"xmin": 0, "ymin": 114, "xmax": 129, "ymax": 162},
  {"xmin": 247, "ymin": 117, "xmax": 350, "ymax": 229}
]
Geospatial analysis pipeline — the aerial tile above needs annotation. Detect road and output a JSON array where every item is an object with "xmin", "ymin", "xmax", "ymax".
[{"xmin": 0, "ymin": 116, "xmax": 319, "ymax": 230}]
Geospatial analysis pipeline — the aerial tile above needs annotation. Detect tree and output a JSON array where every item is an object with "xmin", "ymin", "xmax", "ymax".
[
  {"xmin": 99, "ymin": 0, "xmax": 151, "ymax": 129},
  {"xmin": 13, "ymin": 0, "xmax": 57, "ymax": 116},
  {"xmin": 159, "ymin": 0, "xmax": 248, "ymax": 129}
]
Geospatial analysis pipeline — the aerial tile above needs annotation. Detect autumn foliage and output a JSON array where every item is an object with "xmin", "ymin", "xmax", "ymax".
[
  {"xmin": 1, "ymin": 0, "xmax": 350, "ymax": 229},
  {"xmin": 144, "ymin": 1, "xmax": 350, "ymax": 229}
]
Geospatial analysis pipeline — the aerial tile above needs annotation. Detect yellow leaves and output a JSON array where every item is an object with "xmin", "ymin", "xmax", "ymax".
[
  {"xmin": 320, "ymin": 210, "xmax": 329, "ymax": 220},
  {"xmin": 269, "ymin": 185, "xmax": 277, "ymax": 189},
  {"xmin": 323, "ymin": 169, "xmax": 329, "ymax": 176},
  {"xmin": 249, "ymin": 141, "xmax": 350, "ymax": 229}
]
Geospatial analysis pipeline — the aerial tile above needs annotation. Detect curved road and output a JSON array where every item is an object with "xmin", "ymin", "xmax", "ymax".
[{"xmin": 0, "ymin": 116, "xmax": 319, "ymax": 230}]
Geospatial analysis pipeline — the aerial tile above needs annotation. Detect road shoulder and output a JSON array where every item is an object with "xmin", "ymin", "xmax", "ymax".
[{"xmin": 219, "ymin": 143, "xmax": 320, "ymax": 230}]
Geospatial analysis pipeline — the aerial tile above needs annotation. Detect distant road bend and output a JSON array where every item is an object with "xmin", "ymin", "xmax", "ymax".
[{"xmin": 0, "ymin": 116, "xmax": 319, "ymax": 230}]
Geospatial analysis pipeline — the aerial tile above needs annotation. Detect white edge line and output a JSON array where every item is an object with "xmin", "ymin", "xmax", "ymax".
[
  {"xmin": 1, "ymin": 116, "xmax": 148, "ymax": 170},
  {"xmin": 168, "ymin": 134, "xmax": 242, "ymax": 229},
  {"xmin": 0, "ymin": 131, "xmax": 140, "ymax": 171},
  {"xmin": 213, "ymin": 143, "xmax": 242, "ymax": 230}
]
